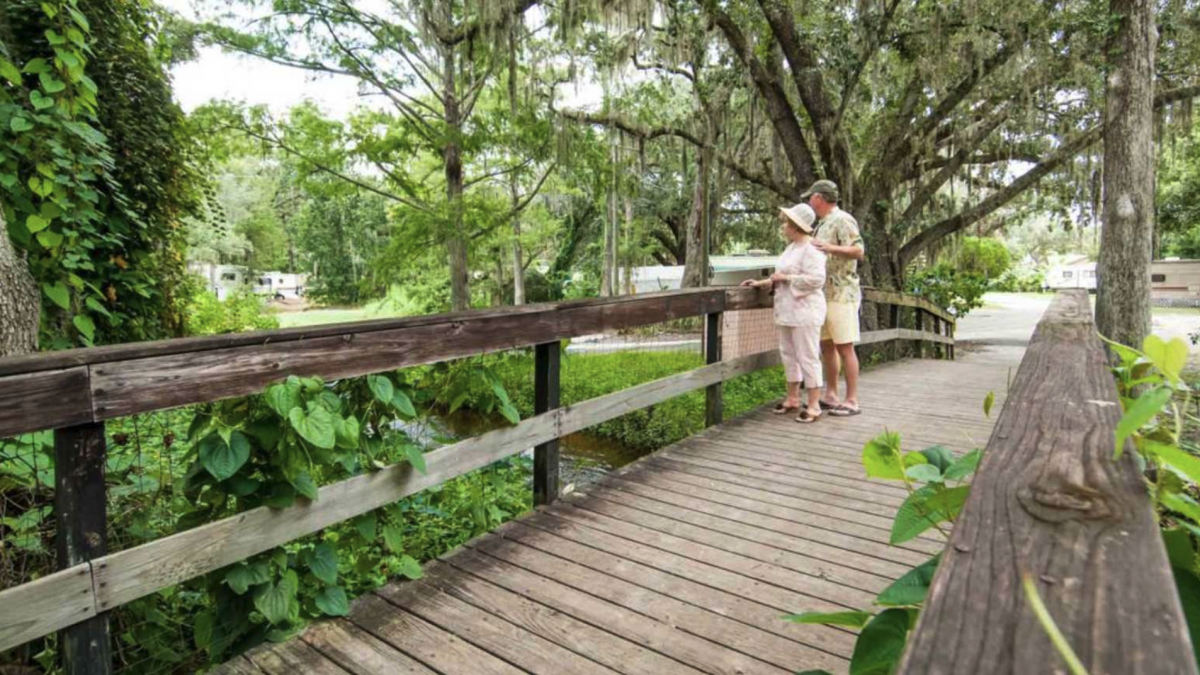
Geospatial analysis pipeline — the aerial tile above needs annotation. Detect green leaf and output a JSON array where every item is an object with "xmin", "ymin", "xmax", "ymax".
[
  {"xmin": 308, "ymin": 543, "xmax": 338, "ymax": 585},
  {"xmin": 944, "ymin": 449, "xmax": 982, "ymax": 482},
  {"xmin": 383, "ymin": 525, "xmax": 404, "ymax": 553},
  {"xmin": 1148, "ymin": 442, "xmax": 1200, "ymax": 487},
  {"xmin": 291, "ymin": 472, "xmax": 318, "ymax": 501},
  {"xmin": 225, "ymin": 475, "xmax": 260, "ymax": 497},
  {"xmin": 983, "ymin": 391, "xmax": 995, "ymax": 418},
  {"xmin": 262, "ymin": 482, "xmax": 297, "ymax": 509},
  {"xmin": 264, "ymin": 377, "xmax": 302, "ymax": 417},
  {"xmin": 335, "ymin": 414, "xmax": 360, "ymax": 450},
  {"xmin": 253, "ymin": 570, "xmax": 298, "ymax": 625},
  {"xmin": 891, "ymin": 486, "xmax": 941, "ymax": 545},
  {"xmin": 783, "ymin": 611, "xmax": 871, "ymax": 628},
  {"xmin": 10, "ymin": 116, "xmax": 33, "ymax": 133},
  {"xmin": 1143, "ymin": 334, "xmax": 1189, "ymax": 385},
  {"xmin": 926, "ymin": 485, "xmax": 971, "ymax": 522},
  {"xmin": 1172, "ymin": 566, "xmax": 1200, "ymax": 673},
  {"xmin": 85, "ymin": 297, "xmax": 112, "ymax": 318},
  {"xmin": 194, "ymin": 610, "xmax": 214, "ymax": 649},
  {"xmin": 862, "ymin": 432, "xmax": 904, "ymax": 480},
  {"xmin": 72, "ymin": 314, "xmax": 95, "ymax": 341},
  {"xmin": 1099, "ymin": 333, "xmax": 1147, "ymax": 368},
  {"xmin": 905, "ymin": 463, "xmax": 942, "ymax": 483},
  {"xmin": 849, "ymin": 608, "xmax": 913, "ymax": 675},
  {"xmin": 224, "ymin": 561, "xmax": 270, "ymax": 595},
  {"xmin": 26, "ymin": 214, "xmax": 49, "ymax": 233},
  {"xmin": 199, "ymin": 432, "xmax": 251, "ymax": 481},
  {"xmin": 918, "ymin": 445, "xmax": 954, "ymax": 473},
  {"xmin": 396, "ymin": 555, "xmax": 423, "ymax": 580},
  {"xmin": 0, "ymin": 58, "xmax": 21, "ymax": 85},
  {"xmin": 368, "ymin": 374, "xmax": 394, "ymax": 405},
  {"xmin": 1164, "ymin": 528, "xmax": 1196, "ymax": 573},
  {"xmin": 392, "ymin": 388, "xmax": 416, "ymax": 417},
  {"xmin": 1164, "ymin": 491, "xmax": 1200, "ymax": 526},
  {"xmin": 876, "ymin": 554, "xmax": 941, "ymax": 606},
  {"xmin": 499, "ymin": 402, "xmax": 520, "ymax": 425},
  {"xmin": 289, "ymin": 402, "xmax": 336, "ymax": 449},
  {"xmin": 355, "ymin": 511, "xmax": 377, "ymax": 540},
  {"xmin": 404, "ymin": 443, "xmax": 427, "ymax": 474},
  {"xmin": 1115, "ymin": 386, "xmax": 1173, "ymax": 458},
  {"xmin": 314, "ymin": 585, "xmax": 349, "ymax": 617},
  {"xmin": 42, "ymin": 282, "xmax": 69, "ymax": 309}
]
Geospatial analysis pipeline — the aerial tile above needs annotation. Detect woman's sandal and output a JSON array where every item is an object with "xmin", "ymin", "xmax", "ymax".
[
  {"xmin": 796, "ymin": 409, "xmax": 822, "ymax": 424},
  {"xmin": 773, "ymin": 402, "xmax": 800, "ymax": 415}
]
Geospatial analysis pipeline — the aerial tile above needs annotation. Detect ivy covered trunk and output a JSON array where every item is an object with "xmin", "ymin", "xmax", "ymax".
[
  {"xmin": 1096, "ymin": 0, "xmax": 1157, "ymax": 348},
  {"xmin": 681, "ymin": 142, "xmax": 711, "ymax": 288},
  {"xmin": 0, "ymin": 209, "xmax": 39, "ymax": 357}
]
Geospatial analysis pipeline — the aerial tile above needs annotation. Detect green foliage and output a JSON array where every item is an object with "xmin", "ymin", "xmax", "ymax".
[
  {"xmin": 179, "ymin": 278, "xmax": 279, "ymax": 336},
  {"xmin": 0, "ymin": 0, "xmax": 205, "ymax": 348},
  {"xmin": 989, "ymin": 267, "xmax": 1046, "ymax": 293},
  {"xmin": 941, "ymin": 237, "xmax": 1012, "ymax": 280},
  {"xmin": 905, "ymin": 263, "xmax": 989, "ymax": 318}
]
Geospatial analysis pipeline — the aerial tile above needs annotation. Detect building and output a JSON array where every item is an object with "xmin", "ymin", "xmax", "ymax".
[
  {"xmin": 187, "ymin": 262, "xmax": 307, "ymax": 301},
  {"xmin": 1151, "ymin": 258, "xmax": 1200, "ymax": 306},
  {"xmin": 619, "ymin": 254, "xmax": 778, "ymax": 293}
]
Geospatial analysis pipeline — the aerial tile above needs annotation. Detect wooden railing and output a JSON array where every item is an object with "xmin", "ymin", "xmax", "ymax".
[
  {"xmin": 898, "ymin": 289, "xmax": 1196, "ymax": 674},
  {"xmin": 0, "ymin": 286, "xmax": 953, "ymax": 673}
]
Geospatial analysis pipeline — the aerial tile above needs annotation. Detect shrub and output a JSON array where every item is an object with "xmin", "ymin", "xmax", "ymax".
[
  {"xmin": 905, "ymin": 263, "xmax": 989, "ymax": 318},
  {"xmin": 989, "ymin": 267, "xmax": 1045, "ymax": 293},
  {"xmin": 943, "ymin": 237, "xmax": 1011, "ymax": 280},
  {"xmin": 181, "ymin": 276, "xmax": 279, "ymax": 336}
]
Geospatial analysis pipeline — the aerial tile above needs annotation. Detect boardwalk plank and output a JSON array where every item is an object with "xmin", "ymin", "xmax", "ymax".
[
  {"xmin": 302, "ymin": 620, "xmax": 439, "ymax": 674},
  {"xmin": 419, "ymin": 559, "xmax": 689, "ymax": 675},
  {"xmin": 374, "ymin": 578, "xmax": 619, "ymax": 675},
  {"xmin": 246, "ymin": 639, "xmax": 349, "ymax": 675},
  {"xmin": 348, "ymin": 594, "xmax": 526, "ymax": 675}
]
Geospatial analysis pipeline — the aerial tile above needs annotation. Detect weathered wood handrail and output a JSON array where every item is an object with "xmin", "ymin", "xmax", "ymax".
[
  {"xmin": 0, "ymin": 286, "xmax": 953, "ymax": 669},
  {"xmin": 898, "ymin": 289, "xmax": 1196, "ymax": 674}
]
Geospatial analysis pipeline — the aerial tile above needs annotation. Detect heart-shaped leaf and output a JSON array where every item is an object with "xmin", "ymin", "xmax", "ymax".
[
  {"xmin": 42, "ymin": 282, "xmax": 69, "ymax": 310},
  {"xmin": 905, "ymin": 463, "xmax": 942, "ymax": 483},
  {"xmin": 404, "ymin": 443, "xmax": 427, "ymax": 474},
  {"xmin": 944, "ymin": 449, "xmax": 982, "ymax": 481},
  {"xmin": 289, "ymin": 402, "xmax": 336, "ymax": 449},
  {"xmin": 264, "ymin": 377, "xmax": 301, "ymax": 417},
  {"xmin": 1115, "ymin": 386, "xmax": 1173, "ymax": 458},
  {"xmin": 10, "ymin": 116, "xmax": 33, "ymax": 133},
  {"xmin": 335, "ymin": 414, "xmax": 360, "ymax": 450},
  {"xmin": 314, "ymin": 585, "xmax": 349, "ymax": 617},
  {"xmin": 392, "ymin": 388, "xmax": 417, "ymax": 417},
  {"xmin": 72, "ymin": 314, "xmax": 95, "ymax": 341},
  {"xmin": 224, "ymin": 561, "xmax": 270, "ymax": 595},
  {"xmin": 862, "ymin": 432, "xmax": 904, "ymax": 480},
  {"xmin": 368, "ymin": 374, "xmax": 394, "ymax": 405},
  {"xmin": 355, "ymin": 511, "xmax": 377, "ymax": 540},
  {"xmin": 1143, "ymin": 334, "xmax": 1189, "ymax": 385},
  {"xmin": 308, "ymin": 542, "xmax": 338, "ymax": 585},
  {"xmin": 291, "ymin": 471, "xmax": 318, "ymax": 501},
  {"xmin": 253, "ymin": 570, "xmax": 298, "ymax": 625},
  {"xmin": 383, "ymin": 525, "xmax": 404, "ymax": 554},
  {"xmin": 199, "ymin": 432, "xmax": 251, "ymax": 481},
  {"xmin": 396, "ymin": 555, "xmax": 423, "ymax": 580}
]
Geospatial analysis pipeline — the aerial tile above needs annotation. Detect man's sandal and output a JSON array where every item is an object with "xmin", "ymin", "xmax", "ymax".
[{"xmin": 828, "ymin": 404, "xmax": 862, "ymax": 417}]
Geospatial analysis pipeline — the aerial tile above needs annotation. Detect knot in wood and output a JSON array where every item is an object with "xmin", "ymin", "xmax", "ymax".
[{"xmin": 1017, "ymin": 482, "xmax": 1114, "ymax": 523}]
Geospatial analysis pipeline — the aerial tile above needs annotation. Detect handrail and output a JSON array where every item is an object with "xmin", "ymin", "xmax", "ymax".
[
  {"xmin": 897, "ymin": 289, "xmax": 1196, "ymax": 674},
  {"xmin": 0, "ymin": 286, "xmax": 953, "ymax": 666}
]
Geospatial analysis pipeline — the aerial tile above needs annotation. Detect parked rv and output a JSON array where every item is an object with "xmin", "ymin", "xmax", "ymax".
[{"xmin": 1042, "ymin": 257, "xmax": 1097, "ymax": 292}]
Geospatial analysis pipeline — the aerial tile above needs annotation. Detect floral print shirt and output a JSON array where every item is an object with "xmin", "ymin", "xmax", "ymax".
[{"xmin": 814, "ymin": 207, "xmax": 865, "ymax": 304}]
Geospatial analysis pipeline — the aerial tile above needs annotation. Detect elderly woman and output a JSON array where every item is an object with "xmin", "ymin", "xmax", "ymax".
[{"xmin": 741, "ymin": 203, "xmax": 827, "ymax": 423}]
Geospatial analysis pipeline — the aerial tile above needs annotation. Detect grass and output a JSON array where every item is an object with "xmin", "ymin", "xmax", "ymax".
[{"xmin": 272, "ymin": 287, "xmax": 421, "ymax": 328}]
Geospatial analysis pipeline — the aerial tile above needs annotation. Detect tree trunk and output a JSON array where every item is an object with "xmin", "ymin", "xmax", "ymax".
[
  {"xmin": 601, "ymin": 139, "xmax": 617, "ymax": 297},
  {"xmin": 443, "ymin": 43, "xmax": 470, "ymax": 312},
  {"xmin": 624, "ymin": 195, "xmax": 634, "ymax": 294},
  {"xmin": 682, "ymin": 143, "xmax": 711, "ymax": 288},
  {"xmin": 1096, "ymin": 0, "xmax": 1157, "ymax": 348},
  {"xmin": 508, "ymin": 21, "xmax": 525, "ymax": 306},
  {"xmin": 0, "ymin": 210, "xmax": 40, "ymax": 356}
]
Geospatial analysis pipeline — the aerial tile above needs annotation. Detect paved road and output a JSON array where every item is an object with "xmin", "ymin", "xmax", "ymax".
[{"xmin": 956, "ymin": 292, "xmax": 1200, "ymax": 366}]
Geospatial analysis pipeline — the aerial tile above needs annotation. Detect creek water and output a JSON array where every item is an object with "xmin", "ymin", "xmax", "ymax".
[{"xmin": 398, "ymin": 409, "xmax": 644, "ymax": 491}]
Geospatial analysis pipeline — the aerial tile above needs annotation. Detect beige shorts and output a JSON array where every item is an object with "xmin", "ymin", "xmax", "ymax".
[{"xmin": 820, "ymin": 300, "xmax": 861, "ymax": 344}]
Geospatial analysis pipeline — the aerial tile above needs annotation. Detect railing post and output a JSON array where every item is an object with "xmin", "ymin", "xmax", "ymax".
[
  {"xmin": 917, "ymin": 309, "xmax": 927, "ymax": 359},
  {"xmin": 932, "ymin": 315, "xmax": 943, "ymax": 359},
  {"xmin": 889, "ymin": 303, "xmax": 901, "ymax": 361},
  {"xmin": 533, "ymin": 341, "xmax": 561, "ymax": 506},
  {"xmin": 947, "ymin": 320, "xmax": 956, "ymax": 360},
  {"xmin": 55, "ymin": 422, "xmax": 112, "ymax": 675},
  {"xmin": 705, "ymin": 311, "xmax": 723, "ymax": 427}
]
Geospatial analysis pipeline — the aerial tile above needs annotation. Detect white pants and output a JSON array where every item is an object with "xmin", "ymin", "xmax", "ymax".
[{"xmin": 778, "ymin": 325, "xmax": 823, "ymax": 388}]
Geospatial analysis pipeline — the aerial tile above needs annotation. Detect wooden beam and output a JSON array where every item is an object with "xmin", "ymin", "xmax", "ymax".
[
  {"xmin": 0, "ymin": 367, "xmax": 92, "ymax": 439},
  {"xmin": 897, "ymin": 290, "xmax": 1196, "ymax": 674},
  {"xmin": 862, "ymin": 288, "xmax": 955, "ymax": 324},
  {"xmin": 705, "ymin": 312, "xmax": 723, "ymax": 427},
  {"xmin": 0, "ymin": 565, "xmax": 95, "ymax": 652}
]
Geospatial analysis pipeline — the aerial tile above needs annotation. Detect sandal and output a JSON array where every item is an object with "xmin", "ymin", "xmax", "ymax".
[
  {"xmin": 773, "ymin": 402, "xmax": 800, "ymax": 415},
  {"xmin": 828, "ymin": 404, "xmax": 862, "ymax": 417},
  {"xmin": 818, "ymin": 400, "xmax": 839, "ymax": 411},
  {"xmin": 796, "ymin": 409, "xmax": 822, "ymax": 424}
]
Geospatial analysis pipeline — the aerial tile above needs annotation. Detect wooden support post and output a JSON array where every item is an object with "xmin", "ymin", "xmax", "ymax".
[
  {"xmin": 932, "ymin": 316, "xmax": 943, "ymax": 359},
  {"xmin": 917, "ymin": 309, "xmax": 927, "ymax": 359},
  {"xmin": 55, "ymin": 422, "xmax": 111, "ymax": 675},
  {"xmin": 533, "ymin": 342, "xmax": 561, "ymax": 506},
  {"xmin": 889, "ymin": 304, "xmax": 901, "ymax": 361},
  {"xmin": 948, "ymin": 320, "xmax": 956, "ymax": 360},
  {"xmin": 705, "ymin": 311, "xmax": 723, "ymax": 427}
]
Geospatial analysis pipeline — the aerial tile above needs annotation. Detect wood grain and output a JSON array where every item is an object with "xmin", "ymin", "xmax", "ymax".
[
  {"xmin": 0, "ymin": 367, "xmax": 91, "ymax": 438},
  {"xmin": 0, "ymin": 564, "xmax": 95, "ymax": 652},
  {"xmin": 898, "ymin": 290, "xmax": 1197, "ymax": 674}
]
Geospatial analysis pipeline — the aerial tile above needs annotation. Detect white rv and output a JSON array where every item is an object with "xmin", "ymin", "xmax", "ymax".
[{"xmin": 1043, "ymin": 258, "xmax": 1097, "ymax": 292}]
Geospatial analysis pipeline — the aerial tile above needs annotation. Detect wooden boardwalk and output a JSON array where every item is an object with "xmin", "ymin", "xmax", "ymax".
[{"xmin": 218, "ymin": 349, "xmax": 1016, "ymax": 675}]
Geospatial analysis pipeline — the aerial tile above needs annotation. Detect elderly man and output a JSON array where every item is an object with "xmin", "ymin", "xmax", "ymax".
[{"xmin": 804, "ymin": 180, "xmax": 865, "ymax": 416}]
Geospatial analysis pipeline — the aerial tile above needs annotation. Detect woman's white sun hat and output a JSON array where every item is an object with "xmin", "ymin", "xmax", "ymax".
[{"xmin": 780, "ymin": 203, "xmax": 817, "ymax": 233}]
